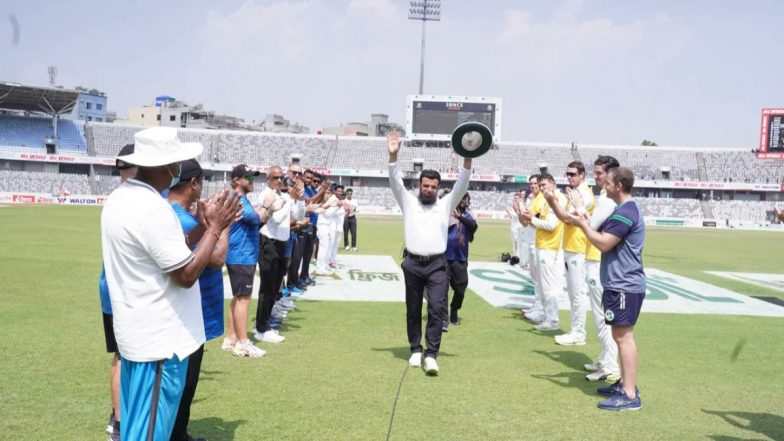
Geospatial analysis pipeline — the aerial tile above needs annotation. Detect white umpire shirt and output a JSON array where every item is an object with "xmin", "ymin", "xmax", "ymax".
[
  {"xmin": 389, "ymin": 162, "xmax": 471, "ymax": 256},
  {"xmin": 101, "ymin": 179, "xmax": 205, "ymax": 363},
  {"xmin": 260, "ymin": 187, "xmax": 292, "ymax": 241}
]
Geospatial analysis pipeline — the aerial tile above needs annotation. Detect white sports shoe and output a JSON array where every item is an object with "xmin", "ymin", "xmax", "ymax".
[
  {"xmin": 279, "ymin": 299, "xmax": 296, "ymax": 310},
  {"xmin": 585, "ymin": 367, "xmax": 620, "ymax": 382},
  {"xmin": 233, "ymin": 340, "xmax": 266, "ymax": 358},
  {"xmin": 408, "ymin": 352, "xmax": 422, "ymax": 367},
  {"xmin": 583, "ymin": 362, "xmax": 600, "ymax": 372},
  {"xmin": 352, "ymin": 247, "xmax": 357, "ymax": 252},
  {"xmin": 423, "ymin": 356, "xmax": 439, "ymax": 375},
  {"xmin": 534, "ymin": 321, "xmax": 560, "ymax": 331},
  {"xmin": 554, "ymin": 333, "xmax": 587, "ymax": 346},
  {"xmin": 221, "ymin": 338, "xmax": 236, "ymax": 351},
  {"xmin": 257, "ymin": 329, "xmax": 285, "ymax": 343},
  {"xmin": 345, "ymin": 246, "xmax": 350, "ymax": 251}
]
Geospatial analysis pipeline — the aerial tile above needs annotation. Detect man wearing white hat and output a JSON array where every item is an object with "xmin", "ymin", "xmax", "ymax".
[{"xmin": 101, "ymin": 127, "xmax": 241, "ymax": 441}]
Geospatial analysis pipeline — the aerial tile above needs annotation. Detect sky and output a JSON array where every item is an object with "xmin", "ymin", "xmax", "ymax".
[{"xmin": 2, "ymin": 0, "xmax": 783, "ymax": 148}]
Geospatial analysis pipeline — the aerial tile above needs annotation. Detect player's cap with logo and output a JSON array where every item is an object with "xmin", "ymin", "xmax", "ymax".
[
  {"xmin": 231, "ymin": 164, "xmax": 261, "ymax": 179},
  {"xmin": 177, "ymin": 159, "xmax": 213, "ymax": 183}
]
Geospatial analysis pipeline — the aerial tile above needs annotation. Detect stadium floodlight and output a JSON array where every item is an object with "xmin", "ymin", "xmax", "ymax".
[{"xmin": 408, "ymin": 0, "xmax": 441, "ymax": 95}]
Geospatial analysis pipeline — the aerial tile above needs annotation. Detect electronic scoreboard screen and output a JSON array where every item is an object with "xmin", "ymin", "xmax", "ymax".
[
  {"xmin": 758, "ymin": 108, "xmax": 784, "ymax": 159},
  {"xmin": 406, "ymin": 95, "xmax": 502, "ymax": 141}
]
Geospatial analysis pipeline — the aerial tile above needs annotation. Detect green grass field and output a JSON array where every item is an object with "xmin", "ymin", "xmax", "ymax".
[{"xmin": 0, "ymin": 206, "xmax": 782, "ymax": 441}]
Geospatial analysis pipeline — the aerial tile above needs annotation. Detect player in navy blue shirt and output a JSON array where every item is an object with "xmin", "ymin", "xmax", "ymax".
[
  {"xmin": 168, "ymin": 159, "xmax": 232, "ymax": 440},
  {"xmin": 569, "ymin": 166, "xmax": 646, "ymax": 411},
  {"xmin": 443, "ymin": 192, "xmax": 478, "ymax": 329},
  {"xmin": 298, "ymin": 170, "xmax": 330, "ymax": 285}
]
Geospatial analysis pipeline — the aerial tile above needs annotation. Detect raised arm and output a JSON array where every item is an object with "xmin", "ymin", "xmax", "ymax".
[
  {"xmin": 447, "ymin": 161, "xmax": 472, "ymax": 210},
  {"xmin": 387, "ymin": 132, "xmax": 408, "ymax": 208}
]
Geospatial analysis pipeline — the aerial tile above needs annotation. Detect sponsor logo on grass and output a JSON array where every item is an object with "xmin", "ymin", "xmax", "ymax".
[
  {"xmin": 705, "ymin": 271, "xmax": 784, "ymax": 293},
  {"xmin": 467, "ymin": 262, "xmax": 784, "ymax": 317}
]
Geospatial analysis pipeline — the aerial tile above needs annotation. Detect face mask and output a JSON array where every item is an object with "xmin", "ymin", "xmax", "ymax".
[{"xmin": 168, "ymin": 163, "xmax": 182, "ymax": 189}]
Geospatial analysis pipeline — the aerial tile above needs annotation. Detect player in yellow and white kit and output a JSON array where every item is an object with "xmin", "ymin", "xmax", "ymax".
[
  {"xmin": 516, "ymin": 173, "xmax": 565, "ymax": 331},
  {"xmin": 545, "ymin": 156, "xmax": 621, "ymax": 381},
  {"xmin": 516, "ymin": 175, "xmax": 545, "ymax": 322},
  {"xmin": 553, "ymin": 161, "xmax": 594, "ymax": 346}
]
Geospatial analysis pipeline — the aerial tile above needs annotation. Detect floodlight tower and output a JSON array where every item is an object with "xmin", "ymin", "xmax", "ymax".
[{"xmin": 408, "ymin": 0, "xmax": 441, "ymax": 95}]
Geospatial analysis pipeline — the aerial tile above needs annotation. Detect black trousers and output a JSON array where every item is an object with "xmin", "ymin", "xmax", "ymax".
[
  {"xmin": 287, "ymin": 231, "xmax": 306, "ymax": 286},
  {"xmin": 169, "ymin": 344, "xmax": 204, "ymax": 441},
  {"xmin": 299, "ymin": 225, "xmax": 316, "ymax": 280},
  {"xmin": 402, "ymin": 256, "xmax": 448, "ymax": 358},
  {"xmin": 447, "ymin": 259, "xmax": 469, "ymax": 311},
  {"xmin": 343, "ymin": 216, "xmax": 357, "ymax": 248},
  {"xmin": 257, "ymin": 236, "xmax": 287, "ymax": 333}
]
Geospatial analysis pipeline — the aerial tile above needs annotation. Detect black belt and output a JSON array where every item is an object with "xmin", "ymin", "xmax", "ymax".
[
  {"xmin": 404, "ymin": 249, "xmax": 444, "ymax": 263},
  {"xmin": 262, "ymin": 235, "xmax": 286, "ymax": 244}
]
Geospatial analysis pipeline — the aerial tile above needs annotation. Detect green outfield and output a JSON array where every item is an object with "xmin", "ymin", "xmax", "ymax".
[{"xmin": 0, "ymin": 206, "xmax": 782, "ymax": 441}]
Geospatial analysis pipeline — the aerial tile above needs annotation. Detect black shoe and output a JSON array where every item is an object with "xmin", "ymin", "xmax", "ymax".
[
  {"xmin": 442, "ymin": 320, "xmax": 449, "ymax": 332},
  {"xmin": 450, "ymin": 309, "xmax": 459, "ymax": 325}
]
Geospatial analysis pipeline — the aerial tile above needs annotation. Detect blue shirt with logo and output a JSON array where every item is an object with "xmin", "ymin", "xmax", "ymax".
[
  {"xmin": 305, "ymin": 186, "xmax": 319, "ymax": 227},
  {"xmin": 599, "ymin": 200, "xmax": 646, "ymax": 294},
  {"xmin": 226, "ymin": 195, "xmax": 261, "ymax": 265},
  {"xmin": 171, "ymin": 203, "xmax": 225, "ymax": 341},
  {"xmin": 446, "ymin": 212, "xmax": 477, "ymax": 262}
]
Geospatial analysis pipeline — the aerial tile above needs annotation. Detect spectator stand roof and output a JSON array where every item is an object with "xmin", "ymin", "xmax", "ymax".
[{"xmin": 0, "ymin": 82, "xmax": 79, "ymax": 116}]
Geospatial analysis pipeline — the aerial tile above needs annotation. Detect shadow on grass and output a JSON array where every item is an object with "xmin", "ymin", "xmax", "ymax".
[
  {"xmin": 188, "ymin": 416, "xmax": 247, "ymax": 441},
  {"xmin": 531, "ymin": 371, "xmax": 598, "ymax": 397},
  {"xmin": 533, "ymin": 350, "xmax": 592, "ymax": 371},
  {"xmin": 371, "ymin": 346, "xmax": 457, "ymax": 361},
  {"xmin": 703, "ymin": 409, "xmax": 784, "ymax": 441}
]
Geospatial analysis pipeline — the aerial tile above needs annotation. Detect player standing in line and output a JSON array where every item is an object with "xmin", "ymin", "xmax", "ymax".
[
  {"xmin": 546, "ymin": 156, "xmax": 621, "ymax": 381},
  {"xmin": 519, "ymin": 175, "xmax": 544, "ymax": 321},
  {"xmin": 515, "ymin": 173, "xmax": 566, "ymax": 331},
  {"xmin": 569, "ymin": 166, "xmax": 646, "ymax": 411},
  {"xmin": 552, "ymin": 162, "xmax": 594, "ymax": 346}
]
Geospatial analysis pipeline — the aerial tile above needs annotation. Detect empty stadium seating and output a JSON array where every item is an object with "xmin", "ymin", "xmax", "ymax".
[
  {"xmin": 578, "ymin": 147, "xmax": 699, "ymax": 181},
  {"xmin": 0, "ymin": 115, "xmax": 86, "ymax": 153},
  {"xmin": 0, "ymin": 170, "xmax": 91, "ymax": 194},
  {"xmin": 703, "ymin": 151, "xmax": 784, "ymax": 183}
]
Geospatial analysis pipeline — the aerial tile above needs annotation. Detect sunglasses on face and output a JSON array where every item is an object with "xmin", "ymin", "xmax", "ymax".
[
  {"xmin": 566, "ymin": 172, "xmax": 577, "ymax": 177},
  {"xmin": 269, "ymin": 175, "xmax": 284, "ymax": 180},
  {"xmin": 245, "ymin": 175, "xmax": 255, "ymax": 182},
  {"xmin": 290, "ymin": 171, "xmax": 303, "ymax": 176},
  {"xmin": 312, "ymin": 180, "xmax": 322, "ymax": 185}
]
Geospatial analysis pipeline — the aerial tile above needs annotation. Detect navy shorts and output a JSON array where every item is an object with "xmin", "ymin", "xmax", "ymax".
[
  {"xmin": 227, "ymin": 264, "xmax": 256, "ymax": 297},
  {"xmin": 602, "ymin": 290, "xmax": 644, "ymax": 326}
]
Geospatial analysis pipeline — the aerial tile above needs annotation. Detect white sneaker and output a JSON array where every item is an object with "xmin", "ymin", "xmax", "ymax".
[
  {"xmin": 534, "ymin": 321, "xmax": 560, "ymax": 331},
  {"xmin": 279, "ymin": 299, "xmax": 296, "ymax": 310},
  {"xmin": 525, "ymin": 312, "xmax": 545, "ymax": 324},
  {"xmin": 271, "ymin": 307, "xmax": 288, "ymax": 319},
  {"xmin": 554, "ymin": 333, "xmax": 587, "ymax": 346},
  {"xmin": 408, "ymin": 352, "xmax": 422, "ymax": 367},
  {"xmin": 345, "ymin": 246, "xmax": 350, "ymax": 251},
  {"xmin": 583, "ymin": 362, "xmax": 600, "ymax": 372},
  {"xmin": 585, "ymin": 367, "xmax": 620, "ymax": 382},
  {"xmin": 221, "ymin": 338, "xmax": 236, "ymax": 351},
  {"xmin": 257, "ymin": 329, "xmax": 285, "ymax": 343},
  {"xmin": 352, "ymin": 247, "xmax": 357, "ymax": 252},
  {"xmin": 233, "ymin": 340, "xmax": 266, "ymax": 358},
  {"xmin": 423, "ymin": 356, "xmax": 439, "ymax": 375}
]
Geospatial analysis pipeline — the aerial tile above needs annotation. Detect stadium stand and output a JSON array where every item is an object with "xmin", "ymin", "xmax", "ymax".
[
  {"xmin": 709, "ymin": 199, "xmax": 778, "ymax": 223},
  {"xmin": 474, "ymin": 143, "xmax": 574, "ymax": 177},
  {"xmin": 0, "ymin": 170, "xmax": 91, "ymax": 194},
  {"xmin": 703, "ymin": 151, "xmax": 784, "ymax": 183},
  {"xmin": 635, "ymin": 197, "xmax": 704, "ymax": 219},
  {"xmin": 0, "ymin": 115, "xmax": 86, "ymax": 153},
  {"xmin": 578, "ymin": 147, "xmax": 699, "ymax": 181},
  {"xmin": 215, "ymin": 132, "xmax": 332, "ymax": 168}
]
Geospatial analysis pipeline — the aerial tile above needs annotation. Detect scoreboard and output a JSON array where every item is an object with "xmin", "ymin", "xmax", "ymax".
[
  {"xmin": 758, "ymin": 108, "xmax": 784, "ymax": 159},
  {"xmin": 406, "ymin": 95, "xmax": 502, "ymax": 141}
]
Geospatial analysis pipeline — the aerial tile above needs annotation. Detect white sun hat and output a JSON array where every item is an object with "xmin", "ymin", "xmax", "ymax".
[{"xmin": 118, "ymin": 127, "xmax": 203, "ymax": 167}]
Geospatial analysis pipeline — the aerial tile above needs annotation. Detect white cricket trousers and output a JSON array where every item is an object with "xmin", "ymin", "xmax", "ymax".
[
  {"xmin": 316, "ymin": 224, "xmax": 333, "ymax": 273},
  {"xmin": 536, "ymin": 248, "xmax": 563, "ymax": 325},
  {"xmin": 564, "ymin": 251, "xmax": 589, "ymax": 340},
  {"xmin": 586, "ymin": 260, "xmax": 619, "ymax": 372},
  {"xmin": 527, "ymin": 244, "xmax": 543, "ymax": 312}
]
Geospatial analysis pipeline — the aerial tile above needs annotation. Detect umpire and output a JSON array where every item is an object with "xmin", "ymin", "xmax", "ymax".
[{"xmin": 387, "ymin": 132, "xmax": 472, "ymax": 375}]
